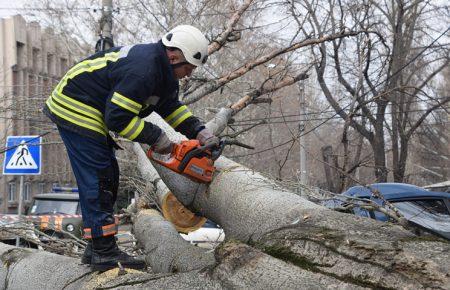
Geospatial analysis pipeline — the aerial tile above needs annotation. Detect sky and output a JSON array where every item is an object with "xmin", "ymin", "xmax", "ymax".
[{"xmin": 0, "ymin": 0, "xmax": 26, "ymax": 18}]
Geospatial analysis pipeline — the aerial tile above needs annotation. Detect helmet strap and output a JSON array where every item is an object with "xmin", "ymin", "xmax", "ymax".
[{"xmin": 171, "ymin": 61, "xmax": 190, "ymax": 69}]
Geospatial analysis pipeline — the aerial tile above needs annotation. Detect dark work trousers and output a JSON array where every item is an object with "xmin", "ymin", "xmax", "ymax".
[{"xmin": 58, "ymin": 126, "xmax": 119, "ymax": 238}]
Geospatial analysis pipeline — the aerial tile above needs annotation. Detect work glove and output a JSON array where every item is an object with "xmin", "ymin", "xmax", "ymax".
[
  {"xmin": 151, "ymin": 132, "xmax": 175, "ymax": 155},
  {"xmin": 196, "ymin": 128, "xmax": 220, "ymax": 147}
]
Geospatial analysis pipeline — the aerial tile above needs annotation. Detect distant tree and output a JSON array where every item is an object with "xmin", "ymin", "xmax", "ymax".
[{"xmin": 291, "ymin": 0, "xmax": 449, "ymax": 182}]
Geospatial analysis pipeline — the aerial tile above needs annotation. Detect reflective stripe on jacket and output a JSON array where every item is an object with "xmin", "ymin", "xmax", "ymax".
[{"xmin": 43, "ymin": 41, "xmax": 204, "ymax": 145}]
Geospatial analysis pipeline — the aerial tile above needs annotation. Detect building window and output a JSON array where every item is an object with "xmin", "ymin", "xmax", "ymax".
[
  {"xmin": 12, "ymin": 71, "xmax": 19, "ymax": 96},
  {"xmin": 8, "ymin": 182, "xmax": 16, "ymax": 202},
  {"xmin": 28, "ymin": 75, "xmax": 36, "ymax": 98},
  {"xmin": 16, "ymin": 42, "xmax": 25, "ymax": 67},
  {"xmin": 32, "ymin": 48, "xmax": 40, "ymax": 72},
  {"xmin": 60, "ymin": 58, "xmax": 68, "ymax": 75},
  {"xmin": 24, "ymin": 182, "xmax": 31, "ymax": 201},
  {"xmin": 47, "ymin": 54, "xmax": 54, "ymax": 75},
  {"xmin": 39, "ymin": 183, "xmax": 45, "ymax": 194},
  {"xmin": 43, "ymin": 78, "xmax": 50, "ymax": 98}
]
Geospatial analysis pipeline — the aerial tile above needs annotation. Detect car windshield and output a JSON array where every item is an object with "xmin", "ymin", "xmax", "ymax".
[
  {"xmin": 30, "ymin": 199, "xmax": 78, "ymax": 215},
  {"xmin": 392, "ymin": 199, "xmax": 450, "ymax": 236}
]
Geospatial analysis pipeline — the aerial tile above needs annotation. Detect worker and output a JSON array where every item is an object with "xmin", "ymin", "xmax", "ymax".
[{"xmin": 43, "ymin": 25, "xmax": 219, "ymax": 272}]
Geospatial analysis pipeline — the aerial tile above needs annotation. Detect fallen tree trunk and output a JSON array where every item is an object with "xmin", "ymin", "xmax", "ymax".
[
  {"xmin": 0, "ymin": 242, "xmax": 212, "ymax": 289},
  {"xmin": 133, "ymin": 209, "xmax": 215, "ymax": 273},
  {"xmin": 139, "ymin": 113, "xmax": 450, "ymax": 289},
  {"xmin": 0, "ymin": 240, "xmax": 369, "ymax": 289},
  {"xmin": 0, "ymin": 243, "xmax": 92, "ymax": 289},
  {"xmin": 211, "ymin": 242, "xmax": 364, "ymax": 289}
]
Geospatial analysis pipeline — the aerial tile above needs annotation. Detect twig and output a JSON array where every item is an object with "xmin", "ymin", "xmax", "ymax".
[{"xmin": 221, "ymin": 120, "xmax": 267, "ymax": 138}]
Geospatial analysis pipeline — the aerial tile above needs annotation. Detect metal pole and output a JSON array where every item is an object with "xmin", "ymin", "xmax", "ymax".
[
  {"xmin": 298, "ymin": 82, "xmax": 308, "ymax": 193},
  {"xmin": 101, "ymin": 0, "xmax": 113, "ymax": 48},
  {"xmin": 16, "ymin": 175, "xmax": 24, "ymax": 247},
  {"xmin": 96, "ymin": 0, "xmax": 114, "ymax": 52}
]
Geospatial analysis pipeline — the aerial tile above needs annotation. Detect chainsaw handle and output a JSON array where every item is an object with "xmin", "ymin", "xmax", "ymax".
[
  {"xmin": 209, "ymin": 138, "xmax": 255, "ymax": 160},
  {"xmin": 211, "ymin": 141, "xmax": 225, "ymax": 160},
  {"xmin": 177, "ymin": 147, "xmax": 209, "ymax": 172},
  {"xmin": 197, "ymin": 142, "xmax": 217, "ymax": 151},
  {"xmin": 146, "ymin": 145, "xmax": 176, "ymax": 159}
]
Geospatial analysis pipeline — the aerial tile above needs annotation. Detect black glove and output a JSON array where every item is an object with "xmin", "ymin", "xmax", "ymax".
[
  {"xmin": 196, "ymin": 128, "xmax": 219, "ymax": 147},
  {"xmin": 151, "ymin": 132, "xmax": 174, "ymax": 154}
]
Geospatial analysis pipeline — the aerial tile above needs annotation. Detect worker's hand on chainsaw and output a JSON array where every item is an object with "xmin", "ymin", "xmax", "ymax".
[
  {"xmin": 151, "ymin": 132, "xmax": 175, "ymax": 155},
  {"xmin": 196, "ymin": 128, "xmax": 220, "ymax": 147}
]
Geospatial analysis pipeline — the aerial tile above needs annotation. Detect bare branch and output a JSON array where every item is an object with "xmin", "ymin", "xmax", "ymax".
[
  {"xmin": 230, "ymin": 71, "xmax": 309, "ymax": 114},
  {"xmin": 406, "ymin": 96, "xmax": 450, "ymax": 139},
  {"xmin": 183, "ymin": 30, "xmax": 367, "ymax": 104},
  {"xmin": 208, "ymin": 0, "xmax": 254, "ymax": 55}
]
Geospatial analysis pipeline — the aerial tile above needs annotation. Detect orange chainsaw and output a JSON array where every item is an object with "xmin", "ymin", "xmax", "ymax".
[{"xmin": 147, "ymin": 138, "xmax": 253, "ymax": 183}]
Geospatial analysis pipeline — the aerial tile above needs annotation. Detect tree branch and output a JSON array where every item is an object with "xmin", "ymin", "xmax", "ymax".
[
  {"xmin": 406, "ymin": 96, "xmax": 450, "ymax": 139},
  {"xmin": 183, "ymin": 30, "xmax": 367, "ymax": 104},
  {"xmin": 208, "ymin": 0, "xmax": 254, "ymax": 55},
  {"xmin": 230, "ymin": 71, "xmax": 309, "ymax": 114}
]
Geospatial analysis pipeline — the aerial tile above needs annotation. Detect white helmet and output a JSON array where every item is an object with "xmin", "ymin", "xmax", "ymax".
[{"xmin": 162, "ymin": 25, "xmax": 209, "ymax": 66}]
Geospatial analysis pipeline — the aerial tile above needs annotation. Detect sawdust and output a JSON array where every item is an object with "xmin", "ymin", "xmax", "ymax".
[{"xmin": 85, "ymin": 268, "xmax": 144, "ymax": 289}]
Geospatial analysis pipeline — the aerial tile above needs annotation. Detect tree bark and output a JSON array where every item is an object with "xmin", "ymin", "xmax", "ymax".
[
  {"xmin": 133, "ymin": 209, "xmax": 215, "ymax": 273},
  {"xmin": 0, "ymin": 243, "xmax": 92, "ymax": 289},
  {"xmin": 0, "ymin": 239, "xmax": 371, "ymax": 289},
  {"xmin": 321, "ymin": 145, "xmax": 337, "ymax": 192},
  {"xmin": 371, "ymin": 116, "xmax": 388, "ymax": 182},
  {"xmin": 0, "ymin": 241, "xmax": 219, "ymax": 289}
]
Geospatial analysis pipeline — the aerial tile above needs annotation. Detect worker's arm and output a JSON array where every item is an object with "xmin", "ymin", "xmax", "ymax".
[
  {"xmin": 104, "ymin": 72, "xmax": 163, "ymax": 145},
  {"xmin": 157, "ymin": 100, "xmax": 205, "ymax": 139}
]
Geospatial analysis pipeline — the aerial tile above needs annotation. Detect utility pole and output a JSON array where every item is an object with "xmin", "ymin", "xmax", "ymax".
[
  {"xmin": 298, "ymin": 82, "xmax": 308, "ymax": 194},
  {"xmin": 96, "ymin": 0, "xmax": 115, "ymax": 52}
]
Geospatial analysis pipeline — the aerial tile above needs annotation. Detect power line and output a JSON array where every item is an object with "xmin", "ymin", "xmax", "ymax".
[
  {"xmin": 0, "ymin": 7, "xmax": 93, "ymax": 11},
  {"xmin": 0, "ymin": 130, "xmax": 56, "ymax": 155},
  {"xmin": 232, "ymin": 104, "xmax": 449, "ymax": 123},
  {"xmin": 0, "ymin": 115, "xmax": 54, "ymax": 124},
  {"xmin": 233, "ymin": 118, "xmax": 449, "ymax": 126}
]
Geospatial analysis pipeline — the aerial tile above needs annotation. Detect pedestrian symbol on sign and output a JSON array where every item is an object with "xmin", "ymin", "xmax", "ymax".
[
  {"xmin": 3, "ymin": 135, "xmax": 42, "ymax": 175},
  {"xmin": 6, "ymin": 141, "xmax": 38, "ymax": 169}
]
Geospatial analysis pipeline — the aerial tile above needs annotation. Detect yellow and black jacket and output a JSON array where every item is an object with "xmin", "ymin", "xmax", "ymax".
[{"xmin": 44, "ymin": 40, "xmax": 204, "ymax": 145}]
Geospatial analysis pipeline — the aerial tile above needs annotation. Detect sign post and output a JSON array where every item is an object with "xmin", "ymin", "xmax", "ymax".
[
  {"xmin": 2, "ymin": 136, "xmax": 42, "ymax": 246},
  {"xmin": 17, "ymin": 175, "xmax": 24, "ymax": 246}
]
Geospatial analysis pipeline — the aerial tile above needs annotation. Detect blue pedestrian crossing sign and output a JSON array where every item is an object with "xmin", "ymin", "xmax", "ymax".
[{"xmin": 3, "ymin": 136, "xmax": 42, "ymax": 175}]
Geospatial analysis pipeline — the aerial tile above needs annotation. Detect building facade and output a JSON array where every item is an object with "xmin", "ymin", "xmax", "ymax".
[{"xmin": 0, "ymin": 15, "xmax": 85, "ymax": 213}]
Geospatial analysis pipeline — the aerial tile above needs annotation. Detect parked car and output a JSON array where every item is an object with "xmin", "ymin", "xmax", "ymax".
[
  {"xmin": 0, "ymin": 191, "xmax": 84, "ymax": 242},
  {"xmin": 28, "ymin": 192, "xmax": 83, "ymax": 238},
  {"xmin": 180, "ymin": 220, "xmax": 225, "ymax": 249},
  {"xmin": 323, "ymin": 183, "xmax": 450, "ymax": 240}
]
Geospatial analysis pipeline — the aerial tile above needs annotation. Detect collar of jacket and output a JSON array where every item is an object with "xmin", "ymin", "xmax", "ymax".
[{"xmin": 156, "ymin": 40, "xmax": 178, "ymax": 84}]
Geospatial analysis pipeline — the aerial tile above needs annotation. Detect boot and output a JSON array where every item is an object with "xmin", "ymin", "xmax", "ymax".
[
  {"xmin": 81, "ymin": 241, "xmax": 92, "ymax": 264},
  {"xmin": 91, "ymin": 235, "xmax": 146, "ymax": 272}
]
